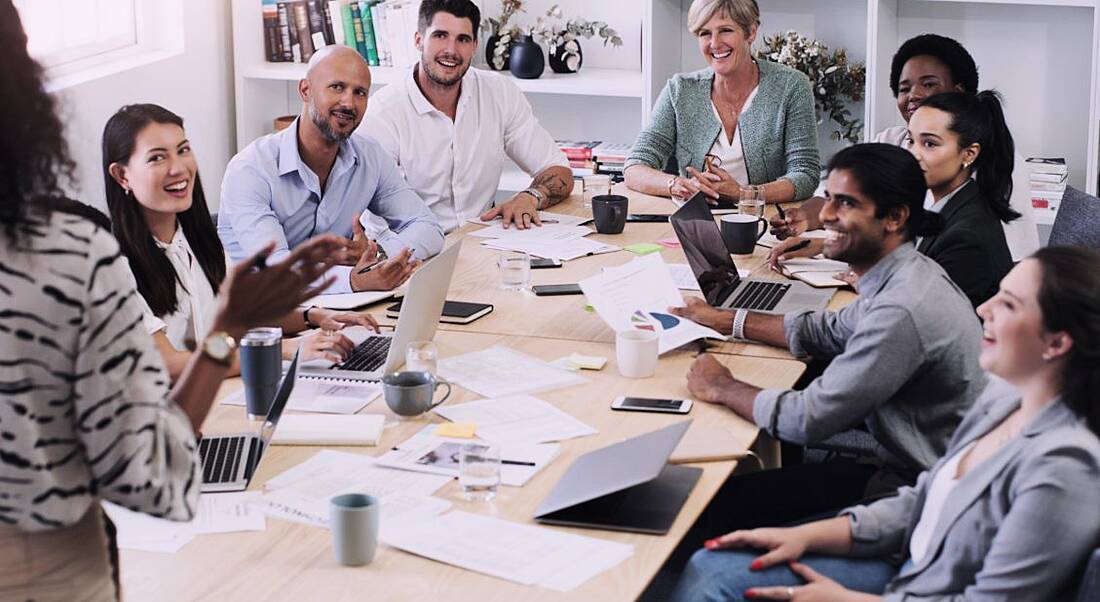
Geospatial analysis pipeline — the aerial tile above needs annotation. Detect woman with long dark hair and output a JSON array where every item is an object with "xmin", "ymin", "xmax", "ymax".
[
  {"xmin": 672, "ymin": 246, "xmax": 1100, "ymax": 601},
  {"xmin": 103, "ymin": 103, "xmax": 376, "ymax": 379},
  {"xmin": 0, "ymin": 2, "xmax": 342, "ymax": 598}
]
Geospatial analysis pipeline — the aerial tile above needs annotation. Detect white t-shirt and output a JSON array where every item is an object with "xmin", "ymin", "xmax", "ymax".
[
  {"xmin": 136, "ymin": 226, "xmax": 222, "ymax": 352},
  {"xmin": 359, "ymin": 67, "xmax": 568, "ymax": 233},
  {"xmin": 908, "ymin": 441, "xmax": 977, "ymax": 564},
  {"xmin": 705, "ymin": 86, "xmax": 759, "ymax": 187}
]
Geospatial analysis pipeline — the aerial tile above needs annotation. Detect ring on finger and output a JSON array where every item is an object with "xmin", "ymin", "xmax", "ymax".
[{"xmin": 787, "ymin": 586, "xmax": 795, "ymax": 599}]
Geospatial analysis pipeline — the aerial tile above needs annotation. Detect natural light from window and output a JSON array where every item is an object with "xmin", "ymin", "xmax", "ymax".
[{"xmin": 13, "ymin": 0, "xmax": 138, "ymax": 69}]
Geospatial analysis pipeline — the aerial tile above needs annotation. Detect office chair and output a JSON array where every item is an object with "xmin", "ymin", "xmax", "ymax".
[
  {"xmin": 1049, "ymin": 186, "xmax": 1100, "ymax": 251},
  {"xmin": 1077, "ymin": 547, "xmax": 1100, "ymax": 602}
]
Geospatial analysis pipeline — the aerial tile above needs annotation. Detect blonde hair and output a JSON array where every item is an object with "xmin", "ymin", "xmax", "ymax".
[{"xmin": 687, "ymin": 0, "xmax": 760, "ymax": 36}]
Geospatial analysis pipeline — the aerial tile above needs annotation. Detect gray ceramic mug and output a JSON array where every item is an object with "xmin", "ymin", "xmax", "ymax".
[
  {"xmin": 329, "ymin": 493, "xmax": 379, "ymax": 567},
  {"xmin": 381, "ymin": 371, "xmax": 452, "ymax": 417}
]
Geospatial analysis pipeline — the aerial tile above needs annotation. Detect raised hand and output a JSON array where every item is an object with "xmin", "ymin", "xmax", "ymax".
[{"xmin": 350, "ymin": 247, "xmax": 418, "ymax": 292}]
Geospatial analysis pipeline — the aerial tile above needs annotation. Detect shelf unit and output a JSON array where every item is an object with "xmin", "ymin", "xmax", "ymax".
[{"xmin": 231, "ymin": 0, "xmax": 1100, "ymax": 195}]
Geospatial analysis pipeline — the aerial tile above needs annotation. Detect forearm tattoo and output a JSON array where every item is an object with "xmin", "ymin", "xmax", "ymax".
[{"xmin": 531, "ymin": 168, "xmax": 572, "ymax": 206}]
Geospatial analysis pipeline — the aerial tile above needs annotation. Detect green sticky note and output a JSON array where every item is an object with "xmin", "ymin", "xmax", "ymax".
[
  {"xmin": 624, "ymin": 243, "xmax": 663, "ymax": 255},
  {"xmin": 584, "ymin": 304, "xmax": 595, "ymax": 312}
]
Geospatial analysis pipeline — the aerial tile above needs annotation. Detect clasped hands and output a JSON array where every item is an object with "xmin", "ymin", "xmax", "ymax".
[{"xmin": 671, "ymin": 162, "xmax": 740, "ymax": 204}]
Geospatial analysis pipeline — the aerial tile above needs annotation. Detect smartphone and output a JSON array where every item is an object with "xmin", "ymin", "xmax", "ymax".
[
  {"xmin": 625, "ymin": 213, "xmax": 670, "ymax": 223},
  {"xmin": 530, "ymin": 257, "xmax": 563, "ymax": 269},
  {"xmin": 531, "ymin": 283, "xmax": 583, "ymax": 296},
  {"xmin": 611, "ymin": 396, "xmax": 693, "ymax": 414},
  {"xmin": 386, "ymin": 300, "xmax": 493, "ymax": 324}
]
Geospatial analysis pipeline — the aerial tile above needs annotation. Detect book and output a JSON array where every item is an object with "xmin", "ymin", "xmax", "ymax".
[
  {"xmin": 262, "ymin": 6, "xmax": 282, "ymax": 62},
  {"xmin": 328, "ymin": 1, "xmax": 345, "ymax": 46},
  {"xmin": 370, "ymin": 1, "xmax": 391, "ymax": 66},
  {"xmin": 556, "ymin": 140, "xmax": 601, "ymax": 160},
  {"xmin": 289, "ymin": 1, "xmax": 310, "ymax": 62},
  {"xmin": 303, "ymin": 1, "xmax": 326, "ymax": 57},
  {"xmin": 317, "ymin": 0, "xmax": 336, "ymax": 46},
  {"xmin": 359, "ymin": 1, "xmax": 380, "ymax": 65},
  {"xmin": 276, "ymin": 2, "xmax": 295, "ymax": 62},
  {"xmin": 271, "ymin": 414, "xmax": 385, "ymax": 446},
  {"xmin": 592, "ymin": 142, "xmax": 632, "ymax": 162}
]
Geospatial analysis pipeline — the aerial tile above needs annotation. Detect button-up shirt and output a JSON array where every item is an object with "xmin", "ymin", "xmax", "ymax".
[
  {"xmin": 752, "ymin": 243, "xmax": 987, "ymax": 474},
  {"xmin": 218, "ymin": 119, "xmax": 444, "ymax": 293},
  {"xmin": 135, "ymin": 226, "xmax": 223, "ymax": 351},
  {"xmin": 359, "ymin": 67, "xmax": 568, "ymax": 233}
]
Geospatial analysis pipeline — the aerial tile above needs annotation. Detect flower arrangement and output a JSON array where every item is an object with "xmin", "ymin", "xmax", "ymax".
[
  {"xmin": 481, "ymin": 2, "xmax": 622, "ymax": 71},
  {"xmin": 754, "ymin": 31, "xmax": 866, "ymax": 143},
  {"xmin": 481, "ymin": 0, "xmax": 523, "ymax": 70}
]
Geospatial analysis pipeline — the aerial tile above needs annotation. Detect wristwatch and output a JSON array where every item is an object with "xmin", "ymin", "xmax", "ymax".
[
  {"xmin": 201, "ymin": 331, "xmax": 238, "ymax": 366},
  {"xmin": 523, "ymin": 187, "xmax": 548, "ymax": 210}
]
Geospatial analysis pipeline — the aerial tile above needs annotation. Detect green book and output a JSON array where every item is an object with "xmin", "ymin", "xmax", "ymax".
[
  {"xmin": 340, "ymin": 3, "xmax": 358, "ymax": 53},
  {"xmin": 359, "ymin": 1, "xmax": 380, "ymax": 66}
]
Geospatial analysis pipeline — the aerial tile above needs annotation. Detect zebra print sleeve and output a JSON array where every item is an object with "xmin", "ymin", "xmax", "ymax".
[{"xmin": 73, "ymin": 227, "xmax": 200, "ymax": 521}]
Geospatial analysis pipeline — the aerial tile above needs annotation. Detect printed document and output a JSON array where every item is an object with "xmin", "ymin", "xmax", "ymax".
[
  {"xmin": 467, "ymin": 211, "xmax": 591, "ymax": 228},
  {"xmin": 480, "ymin": 236, "xmax": 620, "ymax": 262},
  {"xmin": 437, "ymin": 346, "xmax": 587, "ymax": 397},
  {"xmin": 433, "ymin": 394, "xmax": 597, "ymax": 446},
  {"xmin": 378, "ymin": 426, "xmax": 559, "ymax": 486},
  {"xmin": 221, "ymin": 376, "xmax": 381, "ymax": 414},
  {"xmin": 102, "ymin": 492, "xmax": 265, "ymax": 553}
]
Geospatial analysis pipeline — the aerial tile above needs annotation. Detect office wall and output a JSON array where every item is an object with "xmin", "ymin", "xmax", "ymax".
[{"xmin": 53, "ymin": 0, "xmax": 235, "ymax": 212}]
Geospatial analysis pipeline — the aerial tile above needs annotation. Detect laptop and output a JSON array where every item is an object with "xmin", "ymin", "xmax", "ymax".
[
  {"xmin": 199, "ymin": 352, "xmax": 298, "ymax": 493},
  {"xmin": 671, "ymin": 193, "xmax": 833, "ymax": 313},
  {"xmin": 534, "ymin": 421, "xmax": 701, "ymax": 535},
  {"xmin": 299, "ymin": 242, "xmax": 461, "ymax": 382}
]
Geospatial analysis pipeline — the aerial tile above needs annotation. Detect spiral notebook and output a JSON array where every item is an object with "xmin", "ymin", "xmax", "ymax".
[{"xmin": 221, "ymin": 375, "xmax": 382, "ymax": 415}]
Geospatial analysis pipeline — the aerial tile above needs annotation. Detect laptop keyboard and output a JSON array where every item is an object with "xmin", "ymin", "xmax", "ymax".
[
  {"xmin": 731, "ymin": 281, "xmax": 790, "ymax": 311},
  {"xmin": 199, "ymin": 436, "xmax": 247, "ymax": 484},
  {"xmin": 336, "ymin": 336, "xmax": 391, "ymax": 372}
]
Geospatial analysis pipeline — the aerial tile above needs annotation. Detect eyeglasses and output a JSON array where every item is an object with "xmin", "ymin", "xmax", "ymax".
[{"xmin": 703, "ymin": 154, "xmax": 723, "ymax": 172}]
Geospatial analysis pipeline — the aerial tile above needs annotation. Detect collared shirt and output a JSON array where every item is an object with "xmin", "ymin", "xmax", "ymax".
[
  {"xmin": 359, "ymin": 67, "xmax": 568, "ymax": 233},
  {"xmin": 135, "ymin": 226, "xmax": 223, "ymax": 352},
  {"xmin": 752, "ymin": 243, "xmax": 987, "ymax": 474},
  {"xmin": 914, "ymin": 180, "xmax": 968, "ymax": 249},
  {"xmin": 218, "ymin": 118, "xmax": 444, "ymax": 293}
]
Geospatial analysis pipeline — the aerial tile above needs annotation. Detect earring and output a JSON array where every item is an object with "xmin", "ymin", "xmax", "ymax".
[
  {"xmin": 962, "ymin": 162, "xmax": 971, "ymax": 169},
  {"xmin": 124, "ymin": 188, "xmax": 131, "ymax": 197}
]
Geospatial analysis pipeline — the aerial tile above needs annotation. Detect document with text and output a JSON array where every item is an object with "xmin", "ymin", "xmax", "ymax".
[{"xmin": 433, "ymin": 394, "xmax": 597, "ymax": 446}]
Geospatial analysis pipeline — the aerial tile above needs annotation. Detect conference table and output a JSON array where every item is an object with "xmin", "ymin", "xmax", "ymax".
[{"xmin": 119, "ymin": 187, "xmax": 853, "ymax": 601}]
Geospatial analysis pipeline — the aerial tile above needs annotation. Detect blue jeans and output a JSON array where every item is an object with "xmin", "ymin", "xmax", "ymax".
[{"xmin": 670, "ymin": 548, "xmax": 898, "ymax": 602}]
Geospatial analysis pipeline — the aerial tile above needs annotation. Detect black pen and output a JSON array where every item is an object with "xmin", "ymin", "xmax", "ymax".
[
  {"xmin": 356, "ymin": 259, "xmax": 384, "ymax": 274},
  {"xmin": 785, "ymin": 239, "xmax": 812, "ymax": 254},
  {"xmin": 501, "ymin": 459, "xmax": 536, "ymax": 466},
  {"xmin": 775, "ymin": 202, "xmax": 787, "ymax": 221}
]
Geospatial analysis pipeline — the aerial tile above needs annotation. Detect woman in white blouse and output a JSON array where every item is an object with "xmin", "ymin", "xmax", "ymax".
[{"xmin": 102, "ymin": 103, "xmax": 378, "ymax": 379}]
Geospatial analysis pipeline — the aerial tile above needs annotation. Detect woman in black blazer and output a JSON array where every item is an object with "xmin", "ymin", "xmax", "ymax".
[{"xmin": 906, "ymin": 91, "xmax": 1018, "ymax": 307}]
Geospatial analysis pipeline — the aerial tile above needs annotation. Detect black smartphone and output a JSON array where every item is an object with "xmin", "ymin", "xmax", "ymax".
[
  {"xmin": 530, "ymin": 257, "xmax": 563, "ymax": 269},
  {"xmin": 625, "ymin": 213, "xmax": 670, "ymax": 223},
  {"xmin": 385, "ymin": 300, "xmax": 493, "ymax": 324},
  {"xmin": 531, "ymin": 283, "xmax": 583, "ymax": 296}
]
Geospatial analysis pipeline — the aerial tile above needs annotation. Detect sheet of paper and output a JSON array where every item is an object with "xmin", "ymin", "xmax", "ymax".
[
  {"xmin": 221, "ymin": 376, "xmax": 381, "ymax": 414},
  {"xmin": 480, "ymin": 236, "xmax": 620, "ymax": 262},
  {"xmin": 758, "ymin": 229, "xmax": 829, "ymax": 248},
  {"xmin": 377, "ymin": 427, "xmax": 559, "ymax": 486},
  {"xmin": 382, "ymin": 511, "xmax": 634, "ymax": 592},
  {"xmin": 260, "ymin": 488, "xmax": 451, "ymax": 535},
  {"xmin": 468, "ymin": 223, "xmax": 592, "ymax": 242},
  {"xmin": 437, "ymin": 346, "xmax": 587, "ymax": 398},
  {"xmin": 434, "ymin": 394, "xmax": 598, "ymax": 446},
  {"xmin": 467, "ymin": 211, "xmax": 591, "ymax": 228},
  {"xmin": 102, "ymin": 492, "xmax": 266, "ymax": 553}
]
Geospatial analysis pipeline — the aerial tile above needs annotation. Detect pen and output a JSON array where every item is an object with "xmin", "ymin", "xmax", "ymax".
[
  {"xmin": 501, "ymin": 459, "xmax": 536, "ymax": 466},
  {"xmin": 356, "ymin": 259, "xmax": 384, "ymax": 274},
  {"xmin": 785, "ymin": 239, "xmax": 812, "ymax": 254},
  {"xmin": 775, "ymin": 202, "xmax": 787, "ymax": 221}
]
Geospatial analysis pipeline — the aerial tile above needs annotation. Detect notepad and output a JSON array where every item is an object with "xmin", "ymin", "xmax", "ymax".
[
  {"xmin": 221, "ymin": 376, "xmax": 381, "ymax": 414},
  {"xmin": 779, "ymin": 256, "xmax": 850, "ymax": 288},
  {"xmin": 270, "ymin": 414, "xmax": 385, "ymax": 446}
]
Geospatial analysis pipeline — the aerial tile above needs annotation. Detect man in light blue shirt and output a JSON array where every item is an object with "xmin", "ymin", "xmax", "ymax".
[{"xmin": 219, "ymin": 45, "xmax": 444, "ymax": 293}]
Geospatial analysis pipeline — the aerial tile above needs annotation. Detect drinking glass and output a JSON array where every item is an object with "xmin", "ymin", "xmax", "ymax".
[
  {"xmin": 738, "ymin": 185, "xmax": 765, "ymax": 219},
  {"xmin": 498, "ymin": 250, "xmax": 531, "ymax": 291},
  {"xmin": 582, "ymin": 174, "xmax": 612, "ymax": 213},
  {"xmin": 405, "ymin": 340, "xmax": 437, "ymax": 375},
  {"xmin": 459, "ymin": 442, "xmax": 501, "ymax": 502}
]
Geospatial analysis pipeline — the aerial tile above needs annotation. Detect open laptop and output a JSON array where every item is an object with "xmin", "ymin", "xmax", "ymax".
[
  {"xmin": 299, "ymin": 242, "xmax": 461, "ymax": 382},
  {"xmin": 199, "ymin": 352, "xmax": 298, "ymax": 493},
  {"xmin": 534, "ymin": 421, "xmax": 701, "ymax": 535},
  {"xmin": 671, "ymin": 193, "xmax": 833, "ymax": 313}
]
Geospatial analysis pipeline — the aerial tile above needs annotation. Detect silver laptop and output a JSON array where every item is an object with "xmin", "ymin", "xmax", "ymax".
[
  {"xmin": 534, "ymin": 421, "xmax": 701, "ymax": 535},
  {"xmin": 671, "ymin": 193, "xmax": 833, "ymax": 313},
  {"xmin": 299, "ymin": 242, "xmax": 461, "ymax": 381},
  {"xmin": 199, "ymin": 352, "xmax": 298, "ymax": 493}
]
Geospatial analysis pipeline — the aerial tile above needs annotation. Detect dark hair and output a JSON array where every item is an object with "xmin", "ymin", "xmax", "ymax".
[
  {"xmin": 1032, "ymin": 245, "xmax": 1100, "ymax": 435},
  {"xmin": 920, "ymin": 91, "xmax": 1020, "ymax": 223},
  {"xmin": 0, "ymin": 1, "xmax": 77, "ymax": 240},
  {"xmin": 418, "ymin": 0, "xmax": 480, "ymax": 39},
  {"xmin": 889, "ymin": 34, "xmax": 979, "ymax": 97},
  {"xmin": 826, "ymin": 143, "xmax": 943, "ymax": 241},
  {"xmin": 102, "ymin": 104, "xmax": 226, "ymax": 318},
  {"xmin": 40, "ymin": 197, "xmax": 111, "ymax": 231}
]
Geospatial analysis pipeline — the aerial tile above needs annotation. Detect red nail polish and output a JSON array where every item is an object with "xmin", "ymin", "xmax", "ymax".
[
  {"xmin": 704, "ymin": 539, "xmax": 718, "ymax": 549},
  {"xmin": 744, "ymin": 590, "xmax": 757, "ymax": 599},
  {"xmin": 750, "ymin": 560, "xmax": 763, "ymax": 570}
]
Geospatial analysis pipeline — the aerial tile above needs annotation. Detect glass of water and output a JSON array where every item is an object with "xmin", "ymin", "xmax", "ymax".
[
  {"xmin": 459, "ymin": 442, "xmax": 501, "ymax": 502},
  {"xmin": 498, "ymin": 250, "xmax": 531, "ymax": 291},
  {"xmin": 738, "ymin": 185, "xmax": 765, "ymax": 218},
  {"xmin": 582, "ymin": 174, "xmax": 612, "ymax": 213},
  {"xmin": 405, "ymin": 340, "xmax": 437, "ymax": 375}
]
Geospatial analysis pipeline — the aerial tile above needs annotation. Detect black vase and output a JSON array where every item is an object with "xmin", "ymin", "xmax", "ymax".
[
  {"xmin": 549, "ymin": 38, "xmax": 583, "ymax": 74},
  {"xmin": 485, "ymin": 34, "xmax": 512, "ymax": 71},
  {"xmin": 509, "ymin": 35, "xmax": 545, "ymax": 79}
]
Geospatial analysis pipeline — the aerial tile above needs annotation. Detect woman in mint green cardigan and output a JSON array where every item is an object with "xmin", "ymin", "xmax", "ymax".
[{"xmin": 624, "ymin": 0, "xmax": 820, "ymax": 204}]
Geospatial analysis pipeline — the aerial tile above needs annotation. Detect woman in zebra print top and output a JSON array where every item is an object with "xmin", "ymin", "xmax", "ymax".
[{"xmin": 0, "ymin": 4, "xmax": 343, "ymax": 598}]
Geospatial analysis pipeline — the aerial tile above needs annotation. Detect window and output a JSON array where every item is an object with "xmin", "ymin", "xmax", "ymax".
[{"xmin": 14, "ymin": 0, "xmax": 137, "ymax": 69}]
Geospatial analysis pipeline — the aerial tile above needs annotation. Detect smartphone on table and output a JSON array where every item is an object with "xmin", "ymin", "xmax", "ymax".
[
  {"xmin": 531, "ymin": 283, "xmax": 583, "ymax": 296},
  {"xmin": 610, "ymin": 396, "xmax": 693, "ymax": 414}
]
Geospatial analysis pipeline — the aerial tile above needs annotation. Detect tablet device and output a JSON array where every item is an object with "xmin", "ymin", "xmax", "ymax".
[{"xmin": 385, "ymin": 300, "xmax": 493, "ymax": 324}]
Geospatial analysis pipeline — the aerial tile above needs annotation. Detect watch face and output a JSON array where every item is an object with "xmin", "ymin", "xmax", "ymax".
[{"xmin": 205, "ymin": 335, "xmax": 230, "ymax": 360}]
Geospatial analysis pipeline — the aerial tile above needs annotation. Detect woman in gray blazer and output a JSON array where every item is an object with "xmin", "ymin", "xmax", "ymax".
[
  {"xmin": 624, "ymin": 0, "xmax": 819, "ymax": 204},
  {"xmin": 671, "ymin": 245, "xmax": 1100, "ymax": 602}
]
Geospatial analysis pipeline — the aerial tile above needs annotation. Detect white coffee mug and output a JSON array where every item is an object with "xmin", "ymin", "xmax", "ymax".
[{"xmin": 616, "ymin": 329, "xmax": 659, "ymax": 378}]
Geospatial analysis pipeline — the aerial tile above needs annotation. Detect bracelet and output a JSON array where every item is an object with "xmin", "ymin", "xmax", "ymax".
[
  {"xmin": 732, "ymin": 309, "xmax": 749, "ymax": 341},
  {"xmin": 303, "ymin": 306, "xmax": 318, "ymax": 329}
]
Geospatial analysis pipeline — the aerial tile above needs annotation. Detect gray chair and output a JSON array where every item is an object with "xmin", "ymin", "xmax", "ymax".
[
  {"xmin": 1077, "ymin": 548, "xmax": 1100, "ymax": 602},
  {"xmin": 1049, "ymin": 186, "xmax": 1100, "ymax": 250}
]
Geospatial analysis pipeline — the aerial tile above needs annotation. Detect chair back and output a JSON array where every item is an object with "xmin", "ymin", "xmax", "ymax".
[
  {"xmin": 1050, "ymin": 186, "xmax": 1100, "ymax": 250},
  {"xmin": 1075, "ymin": 547, "xmax": 1100, "ymax": 602}
]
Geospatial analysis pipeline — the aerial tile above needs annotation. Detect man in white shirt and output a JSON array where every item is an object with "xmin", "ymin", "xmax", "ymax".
[{"xmin": 358, "ymin": 0, "xmax": 573, "ymax": 232}]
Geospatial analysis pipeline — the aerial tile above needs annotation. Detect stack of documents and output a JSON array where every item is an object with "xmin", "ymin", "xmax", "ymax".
[
  {"xmin": 378, "ymin": 426, "xmax": 559, "ymax": 486},
  {"xmin": 437, "ymin": 345, "xmax": 588, "ymax": 397},
  {"xmin": 382, "ymin": 511, "xmax": 634, "ymax": 592},
  {"xmin": 221, "ymin": 376, "xmax": 382, "ymax": 414},
  {"xmin": 467, "ymin": 213, "xmax": 620, "ymax": 261},
  {"xmin": 102, "ymin": 492, "xmax": 266, "ymax": 553},
  {"xmin": 1026, "ymin": 157, "xmax": 1068, "ymax": 226},
  {"xmin": 433, "ymin": 394, "xmax": 598, "ymax": 446}
]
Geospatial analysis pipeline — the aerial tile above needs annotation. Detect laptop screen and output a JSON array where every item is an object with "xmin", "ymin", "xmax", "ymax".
[
  {"xmin": 259, "ymin": 350, "xmax": 298, "ymax": 446},
  {"xmin": 669, "ymin": 193, "xmax": 742, "ymax": 306}
]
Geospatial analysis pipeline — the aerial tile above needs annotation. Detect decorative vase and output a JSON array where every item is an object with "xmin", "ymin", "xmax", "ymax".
[
  {"xmin": 509, "ymin": 35, "xmax": 545, "ymax": 79},
  {"xmin": 485, "ymin": 34, "xmax": 512, "ymax": 71},
  {"xmin": 549, "ymin": 38, "xmax": 583, "ymax": 74}
]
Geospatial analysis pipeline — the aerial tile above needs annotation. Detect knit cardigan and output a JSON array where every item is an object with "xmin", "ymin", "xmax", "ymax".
[{"xmin": 626, "ymin": 60, "xmax": 821, "ymax": 200}]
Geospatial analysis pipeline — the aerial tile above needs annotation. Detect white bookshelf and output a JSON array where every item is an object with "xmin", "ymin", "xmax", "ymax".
[{"xmin": 231, "ymin": 0, "xmax": 1100, "ymax": 194}]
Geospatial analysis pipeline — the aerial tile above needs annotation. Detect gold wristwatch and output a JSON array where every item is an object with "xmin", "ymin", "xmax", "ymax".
[{"xmin": 201, "ymin": 331, "xmax": 238, "ymax": 366}]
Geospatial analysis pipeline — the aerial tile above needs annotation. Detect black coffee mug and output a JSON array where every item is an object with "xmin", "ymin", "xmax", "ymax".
[
  {"xmin": 719, "ymin": 214, "xmax": 767, "ymax": 254},
  {"xmin": 592, "ymin": 194, "xmax": 628, "ymax": 234}
]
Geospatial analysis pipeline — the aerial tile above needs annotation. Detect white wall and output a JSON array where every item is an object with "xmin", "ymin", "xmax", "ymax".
[{"xmin": 53, "ymin": 0, "xmax": 235, "ymax": 213}]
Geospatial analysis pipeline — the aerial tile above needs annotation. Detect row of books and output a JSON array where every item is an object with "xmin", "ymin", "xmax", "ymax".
[
  {"xmin": 556, "ymin": 141, "xmax": 632, "ymax": 179},
  {"xmin": 1025, "ymin": 157, "xmax": 1067, "ymax": 226},
  {"xmin": 261, "ymin": 0, "xmax": 417, "ymax": 68}
]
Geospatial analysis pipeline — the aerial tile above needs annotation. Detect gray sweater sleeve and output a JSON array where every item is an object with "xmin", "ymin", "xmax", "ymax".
[
  {"xmin": 777, "ymin": 72, "xmax": 821, "ymax": 199},
  {"xmin": 625, "ymin": 78, "xmax": 677, "ymax": 173}
]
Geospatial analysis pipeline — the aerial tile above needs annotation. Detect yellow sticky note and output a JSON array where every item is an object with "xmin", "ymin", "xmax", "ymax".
[
  {"xmin": 568, "ymin": 353, "xmax": 607, "ymax": 370},
  {"xmin": 624, "ymin": 243, "xmax": 663, "ymax": 255},
  {"xmin": 434, "ymin": 422, "xmax": 478, "ymax": 438}
]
